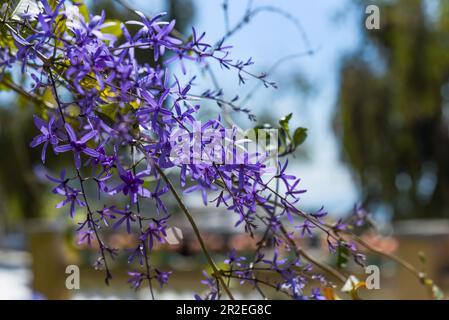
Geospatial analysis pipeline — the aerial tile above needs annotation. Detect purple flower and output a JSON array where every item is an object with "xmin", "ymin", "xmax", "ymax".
[
  {"xmin": 184, "ymin": 181, "xmax": 217, "ymax": 206},
  {"xmin": 311, "ymin": 206, "xmax": 328, "ymax": 221},
  {"xmin": 334, "ymin": 218, "xmax": 348, "ymax": 231},
  {"xmin": 139, "ymin": 216, "xmax": 169, "ymax": 250},
  {"xmin": 262, "ymin": 250, "xmax": 287, "ymax": 272},
  {"xmin": 55, "ymin": 187, "xmax": 86, "ymax": 218},
  {"xmin": 46, "ymin": 169, "xmax": 68, "ymax": 194},
  {"xmin": 151, "ymin": 181, "xmax": 169, "ymax": 214},
  {"xmin": 311, "ymin": 288, "xmax": 326, "ymax": 300},
  {"xmin": 111, "ymin": 205, "xmax": 135, "ymax": 234},
  {"xmin": 127, "ymin": 271, "xmax": 144, "ymax": 290},
  {"xmin": 30, "ymin": 116, "xmax": 58, "ymax": 163},
  {"xmin": 128, "ymin": 245, "xmax": 145, "ymax": 266},
  {"xmin": 352, "ymin": 203, "xmax": 371, "ymax": 227},
  {"xmin": 198, "ymin": 270, "xmax": 218, "ymax": 300},
  {"xmin": 77, "ymin": 228, "xmax": 94, "ymax": 246},
  {"xmin": 295, "ymin": 220, "xmax": 315, "ymax": 238},
  {"xmin": 96, "ymin": 205, "xmax": 116, "ymax": 226},
  {"xmin": 155, "ymin": 269, "xmax": 171, "ymax": 288},
  {"xmin": 54, "ymin": 123, "xmax": 100, "ymax": 169},
  {"xmin": 136, "ymin": 89, "xmax": 173, "ymax": 129},
  {"xmin": 224, "ymin": 249, "xmax": 246, "ymax": 267},
  {"xmin": 276, "ymin": 160, "xmax": 306, "ymax": 200}
]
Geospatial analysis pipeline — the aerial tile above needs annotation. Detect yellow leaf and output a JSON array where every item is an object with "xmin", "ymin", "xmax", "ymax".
[
  {"xmin": 129, "ymin": 99, "xmax": 142, "ymax": 110},
  {"xmin": 323, "ymin": 287, "xmax": 341, "ymax": 300},
  {"xmin": 73, "ymin": 1, "xmax": 89, "ymax": 21},
  {"xmin": 101, "ymin": 20, "xmax": 122, "ymax": 39}
]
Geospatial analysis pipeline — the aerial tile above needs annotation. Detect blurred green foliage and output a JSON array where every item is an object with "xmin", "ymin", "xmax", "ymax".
[{"xmin": 335, "ymin": 0, "xmax": 449, "ymax": 218}]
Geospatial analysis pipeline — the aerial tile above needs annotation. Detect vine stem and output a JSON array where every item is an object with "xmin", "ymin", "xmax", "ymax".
[
  {"xmin": 155, "ymin": 165, "xmax": 235, "ymax": 300},
  {"xmin": 49, "ymin": 70, "xmax": 112, "ymax": 284},
  {"xmin": 77, "ymin": 169, "xmax": 112, "ymax": 284},
  {"xmin": 212, "ymin": 165, "xmax": 346, "ymax": 285},
  {"xmin": 278, "ymin": 222, "xmax": 346, "ymax": 284},
  {"xmin": 349, "ymin": 233, "xmax": 428, "ymax": 283},
  {"xmin": 255, "ymin": 201, "xmax": 346, "ymax": 284},
  {"xmin": 132, "ymin": 147, "xmax": 155, "ymax": 299}
]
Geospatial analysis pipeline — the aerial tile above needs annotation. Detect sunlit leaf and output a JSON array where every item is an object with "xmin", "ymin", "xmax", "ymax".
[
  {"xmin": 0, "ymin": 73, "xmax": 13, "ymax": 91},
  {"xmin": 101, "ymin": 20, "xmax": 123, "ymax": 39},
  {"xmin": 336, "ymin": 244, "xmax": 349, "ymax": 269},
  {"xmin": 293, "ymin": 127, "xmax": 307, "ymax": 147},
  {"xmin": 73, "ymin": 0, "xmax": 89, "ymax": 21},
  {"xmin": 341, "ymin": 275, "xmax": 366, "ymax": 299},
  {"xmin": 94, "ymin": 103, "xmax": 119, "ymax": 127},
  {"xmin": 323, "ymin": 287, "xmax": 341, "ymax": 300},
  {"xmin": 279, "ymin": 113, "xmax": 292, "ymax": 132}
]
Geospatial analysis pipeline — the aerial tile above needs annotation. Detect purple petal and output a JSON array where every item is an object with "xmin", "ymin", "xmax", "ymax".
[
  {"xmin": 109, "ymin": 184, "xmax": 124, "ymax": 195},
  {"xmin": 83, "ymin": 147, "xmax": 101, "ymax": 158},
  {"xmin": 30, "ymin": 135, "xmax": 46, "ymax": 148},
  {"xmin": 56, "ymin": 199, "xmax": 68, "ymax": 209},
  {"xmin": 74, "ymin": 152, "xmax": 81, "ymax": 169},
  {"xmin": 33, "ymin": 115, "xmax": 47, "ymax": 132},
  {"xmin": 80, "ymin": 130, "xmax": 98, "ymax": 144},
  {"xmin": 64, "ymin": 123, "xmax": 77, "ymax": 142},
  {"xmin": 138, "ymin": 187, "xmax": 151, "ymax": 198},
  {"xmin": 116, "ymin": 163, "xmax": 127, "ymax": 177},
  {"xmin": 136, "ymin": 169, "xmax": 151, "ymax": 178},
  {"xmin": 70, "ymin": 201, "xmax": 75, "ymax": 218},
  {"xmin": 41, "ymin": 141, "xmax": 49, "ymax": 163},
  {"xmin": 54, "ymin": 144, "xmax": 72, "ymax": 153}
]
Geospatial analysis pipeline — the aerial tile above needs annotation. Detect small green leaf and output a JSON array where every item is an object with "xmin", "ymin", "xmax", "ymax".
[
  {"xmin": 336, "ymin": 244, "xmax": 350, "ymax": 269},
  {"xmin": 94, "ymin": 112, "xmax": 115, "ymax": 127},
  {"xmin": 418, "ymin": 251, "xmax": 427, "ymax": 265},
  {"xmin": 279, "ymin": 113, "xmax": 293, "ymax": 131},
  {"xmin": 73, "ymin": 0, "xmax": 89, "ymax": 21},
  {"xmin": 101, "ymin": 20, "xmax": 123, "ymax": 39},
  {"xmin": 0, "ymin": 73, "xmax": 13, "ymax": 91},
  {"xmin": 293, "ymin": 127, "xmax": 308, "ymax": 147},
  {"xmin": 95, "ymin": 103, "xmax": 119, "ymax": 127},
  {"xmin": 432, "ymin": 285, "xmax": 445, "ymax": 300},
  {"xmin": 100, "ymin": 103, "xmax": 119, "ymax": 118}
]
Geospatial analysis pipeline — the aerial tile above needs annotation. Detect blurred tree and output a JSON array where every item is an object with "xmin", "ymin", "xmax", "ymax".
[
  {"xmin": 0, "ymin": 102, "xmax": 43, "ymax": 223},
  {"xmin": 166, "ymin": 0, "xmax": 195, "ymax": 33},
  {"xmin": 335, "ymin": 0, "xmax": 449, "ymax": 219}
]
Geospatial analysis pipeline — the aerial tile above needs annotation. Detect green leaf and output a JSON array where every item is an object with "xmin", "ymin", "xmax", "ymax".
[
  {"xmin": 293, "ymin": 127, "xmax": 307, "ymax": 147},
  {"xmin": 73, "ymin": 0, "xmax": 89, "ymax": 21},
  {"xmin": 432, "ymin": 284, "xmax": 445, "ymax": 300},
  {"xmin": 418, "ymin": 251, "xmax": 427, "ymax": 265},
  {"xmin": 94, "ymin": 103, "xmax": 119, "ymax": 127},
  {"xmin": 101, "ymin": 20, "xmax": 123, "ymax": 39},
  {"xmin": 279, "ymin": 113, "xmax": 293, "ymax": 132},
  {"xmin": 336, "ymin": 244, "xmax": 349, "ymax": 269},
  {"xmin": 0, "ymin": 73, "xmax": 13, "ymax": 91}
]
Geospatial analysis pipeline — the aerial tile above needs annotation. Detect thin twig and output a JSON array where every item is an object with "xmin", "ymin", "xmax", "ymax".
[
  {"xmin": 132, "ymin": 146, "xmax": 155, "ymax": 299},
  {"xmin": 49, "ymin": 70, "xmax": 112, "ymax": 284},
  {"xmin": 155, "ymin": 165, "xmax": 235, "ymax": 300}
]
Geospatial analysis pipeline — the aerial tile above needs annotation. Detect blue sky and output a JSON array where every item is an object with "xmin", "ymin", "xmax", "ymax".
[{"xmin": 186, "ymin": 0, "xmax": 363, "ymax": 215}]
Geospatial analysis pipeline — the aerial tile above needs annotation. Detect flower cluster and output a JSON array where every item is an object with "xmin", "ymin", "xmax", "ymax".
[{"xmin": 0, "ymin": 0, "xmax": 385, "ymax": 300}]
